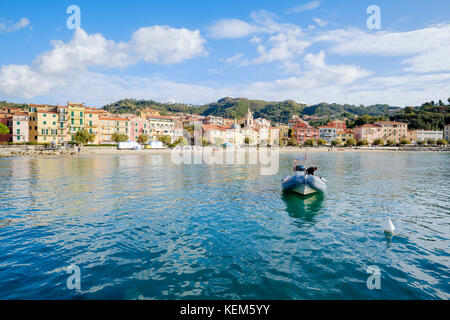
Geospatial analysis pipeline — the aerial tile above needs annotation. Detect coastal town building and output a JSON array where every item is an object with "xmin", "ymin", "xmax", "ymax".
[
  {"xmin": 147, "ymin": 116, "xmax": 175, "ymax": 142},
  {"xmin": 416, "ymin": 130, "xmax": 444, "ymax": 142},
  {"xmin": 12, "ymin": 113, "xmax": 29, "ymax": 143},
  {"xmin": 128, "ymin": 117, "xmax": 149, "ymax": 142},
  {"xmin": 374, "ymin": 121, "xmax": 408, "ymax": 143},
  {"xmin": 353, "ymin": 124, "xmax": 383, "ymax": 144},
  {"xmin": 444, "ymin": 124, "xmax": 449, "ymax": 141},
  {"xmin": 337, "ymin": 129, "xmax": 355, "ymax": 144},
  {"xmin": 318, "ymin": 126, "xmax": 337, "ymax": 144},
  {"xmin": 292, "ymin": 121, "xmax": 319, "ymax": 145},
  {"xmin": 327, "ymin": 119, "xmax": 346, "ymax": 132}
]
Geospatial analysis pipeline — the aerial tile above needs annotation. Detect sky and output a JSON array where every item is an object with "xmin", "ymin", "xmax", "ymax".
[{"xmin": 0, "ymin": 0, "xmax": 449, "ymax": 108}]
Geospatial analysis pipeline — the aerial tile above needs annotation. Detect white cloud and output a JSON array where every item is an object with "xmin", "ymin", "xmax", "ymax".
[
  {"xmin": 0, "ymin": 18, "xmax": 30, "ymax": 33},
  {"xmin": 0, "ymin": 27, "xmax": 208, "ymax": 101},
  {"xmin": 226, "ymin": 53, "xmax": 244, "ymax": 64},
  {"xmin": 131, "ymin": 26, "xmax": 206, "ymax": 64},
  {"xmin": 313, "ymin": 18, "xmax": 328, "ymax": 27},
  {"xmin": 36, "ymin": 29, "xmax": 133, "ymax": 74},
  {"xmin": 286, "ymin": 1, "xmax": 321, "ymax": 14},
  {"xmin": 35, "ymin": 27, "xmax": 206, "ymax": 74},
  {"xmin": 402, "ymin": 47, "xmax": 450, "ymax": 73},
  {"xmin": 314, "ymin": 23, "xmax": 450, "ymax": 74},
  {"xmin": 207, "ymin": 19, "xmax": 258, "ymax": 39}
]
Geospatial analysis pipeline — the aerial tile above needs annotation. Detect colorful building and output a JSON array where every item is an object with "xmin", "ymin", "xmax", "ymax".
[
  {"xmin": 327, "ymin": 119, "xmax": 346, "ymax": 132},
  {"xmin": 292, "ymin": 121, "xmax": 319, "ymax": 145},
  {"xmin": 374, "ymin": 121, "xmax": 408, "ymax": 143},
  {"xmin": 12, "ymin": 113, "xmax": 29, "ymax": 143},
  {"xmin": 147, "ymin": 116, "xmax": 175, "ymax": 142},
  {"xmin": 337, "ymin": 129, "xmax": 355, "ymax": 144},
  {"xmin": 353, "ymin": 124, "xmax": 383, "ymax": 144},
  {"xmin": 416, "ymin": 130, "xmax": 443, "ymax": 142},
  {"xmin": 318, "ymin": 126, "xmax": 337, "ymax": 144}
]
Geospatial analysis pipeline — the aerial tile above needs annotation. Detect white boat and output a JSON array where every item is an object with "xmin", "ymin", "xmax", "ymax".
[{"xmin": 282, "ymin": 156, "xmax": 327, "ymax": 196}]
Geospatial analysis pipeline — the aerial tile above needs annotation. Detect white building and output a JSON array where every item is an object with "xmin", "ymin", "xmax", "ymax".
[
  {"xmin": 318, "ymin": 126, "xmax": 337, "ymax": 144},
  {"xmin": 416, "ymin": 130, "xmax": 443, "ymax": 142}
]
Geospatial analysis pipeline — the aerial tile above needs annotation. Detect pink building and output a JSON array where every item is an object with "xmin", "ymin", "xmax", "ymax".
[
  {"xmin": 353, "ymin": 124, "xmax": 383, "ymax": 144},
  {"xmin": 128, "ymin": 117, "xmax": 149, "ymax": 142},
  {"xmin": 12, "ymin": 113, "xmax": 29, "ymax": 143}
]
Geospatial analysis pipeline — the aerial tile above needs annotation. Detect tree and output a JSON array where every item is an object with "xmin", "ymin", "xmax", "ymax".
[
  {"xmin": 0, "ymin": 123, "xmax": 10, "ymax": 135},
  {"xmin": 74, "ymin": 129, "xmax": 95, "ymax": 145},
  {"xmin": 244, "ymin": 136, "xmax": 250, "ymax": 145},
  {"xmin": 357, "ymin": 139, "xmax": 368, "ymax": 146},
  {"xmin": 317, "ymin": 138, "xmax": 326, "ymax": 146},
  {"xmin": 137, "ymin": 134, "xmax": 149, "ymax": 144},
  {"xmin": 344, "ymin": 138, "xmax": 356, "ymax": 147},
  {"xmin": 373, "ymin": 138, "xmax": 384, "ymax": 146},
  {"xmin": 201, "ymin": 137, "xmax": 210, "ymax": 147},
  {"xmin": 303, "ymin": 139, "xmax": 315, "ymax": 147},
  {"xmin": 417, "ymin": 140, "xmax": 426, "ymax": 146},
  {"xmin": 399, "ymin": 138, "xmax": 409, "ymax": 146},
  {"xmin": 436, "ymin": 139, "xmax": 447, "ymax": 146},
  {"xmin": 385, "ymin": 139, "xmax": 395, "ymax": 146},
  {"xmin": 331, "ymin": 139, "xmax": 341, "ymax": 146},
  {"xmin": 112, "ymin": 132, "xmax": 128, "ymax": 143},
  {"xmin": 426, "ymin": 138, "xmax": 436, "ymax": 145},
  {"xmin": 288, "ymin": 138, "xmax": 298, "ymax": 147},
  {"xmin": 158, "ymin": 135, "xmax": 172, "ymax": 145}
]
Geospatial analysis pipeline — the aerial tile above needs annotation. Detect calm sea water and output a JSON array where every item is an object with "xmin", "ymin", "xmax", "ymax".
[{"xmin": 0, "ymin": 152, "xmax": 449, "ymax": 300}]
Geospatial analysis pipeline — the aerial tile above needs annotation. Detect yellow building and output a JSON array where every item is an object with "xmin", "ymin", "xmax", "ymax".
[
  {"xmin": 99, "ymin": 117, "xmax": 130, "ymax": 144},
  {"xmin": 67, "ymin": 103, "xmax": 86, "ymax": 142},
  {"xmin": 28, "ymin": 104, "xmax": 59, "ymax": 144},
  {"xmin": 85, "ymin": 109, "xmax": 102, "ymax": 144},
  {"xmin": 337, "ymin": 129, "xmax": 354, "ymax": 144}
]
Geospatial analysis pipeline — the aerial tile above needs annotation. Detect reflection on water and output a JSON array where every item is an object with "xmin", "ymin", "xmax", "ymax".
[
  {"xmin": 0, "ymin": 152, "xmax": 449, "ymax": 300},
  {"xmin": 282, "ymin": 192, "xmax": 325, "ymax": 224}
]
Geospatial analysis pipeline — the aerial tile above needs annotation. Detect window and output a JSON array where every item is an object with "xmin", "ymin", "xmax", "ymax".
[
  {"xmin": 43, "ymin": 121, "xmax": 47, "ymax": 125},
  {"xmin": 17, "ymin": 129, "xmax": 20, "ymax": 134},
  {"xmin": 71, "ymin": 111, "xmax": 74, "ymax": 116},
  {"xmin": 43, "ymin": 114, "xmax": 47, "ymax": 117},
  {"xmin": 89, "ymin": 114, "xmax": 92, "ymax": 118},
  {"xmin": 80, "ymin": 119, "xmax": 83, "ymax": 125},
  {"xmin": 53, "ymin": 122, "xmax": 56, "ymax": 125},
  {"xmin": 17, "ymin": 136, "xmax": 20, "ymax": 141},
  {"xmin": 71, "ymin": 119, "xmax": 74, "ymax": 125},
  {"xmin": 17, "ymin": 121, "xmax": 20, "ymax": 125}
]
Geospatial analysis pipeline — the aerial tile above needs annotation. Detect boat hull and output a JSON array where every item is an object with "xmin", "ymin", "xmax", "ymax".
[{"xmin": 282, "ymin": 172, "xmax": 327, "ymax": 196}]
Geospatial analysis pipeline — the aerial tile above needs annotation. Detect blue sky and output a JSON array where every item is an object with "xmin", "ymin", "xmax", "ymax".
[{"xmin": 0, "ymin": 0, "xmax": 449, "ymax": 107}]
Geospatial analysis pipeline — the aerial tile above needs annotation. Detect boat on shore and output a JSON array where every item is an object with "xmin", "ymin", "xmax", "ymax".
[{"xmin": 282, "ymin": 155, "xmax": 327, "ymax": 196}]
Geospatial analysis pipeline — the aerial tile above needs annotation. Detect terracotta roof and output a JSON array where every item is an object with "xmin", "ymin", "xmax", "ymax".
[
  {"xmin": 374, "ymin": 121, "xmax": 406, "ymax": 125},
  {"xmin": 99, "ymin": 117, "xmax": 129, "ymax": 121},
  {"xmin": 203, "ymin": 124, "xmax": 227, "ymax": 131},
  {"xmin": 356, "ymin": 124, "xmax": 381, "ymax": 128}
]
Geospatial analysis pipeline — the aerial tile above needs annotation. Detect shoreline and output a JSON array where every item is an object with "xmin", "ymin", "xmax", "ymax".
[{"xmin": 1, "ymin": 145, "xmax": 449, "ymax": 158}]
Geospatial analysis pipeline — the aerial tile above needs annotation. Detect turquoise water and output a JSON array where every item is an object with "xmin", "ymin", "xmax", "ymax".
[{"xmin": 0, "ymin": 152, "xmax": 449, "ymax": 299}]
